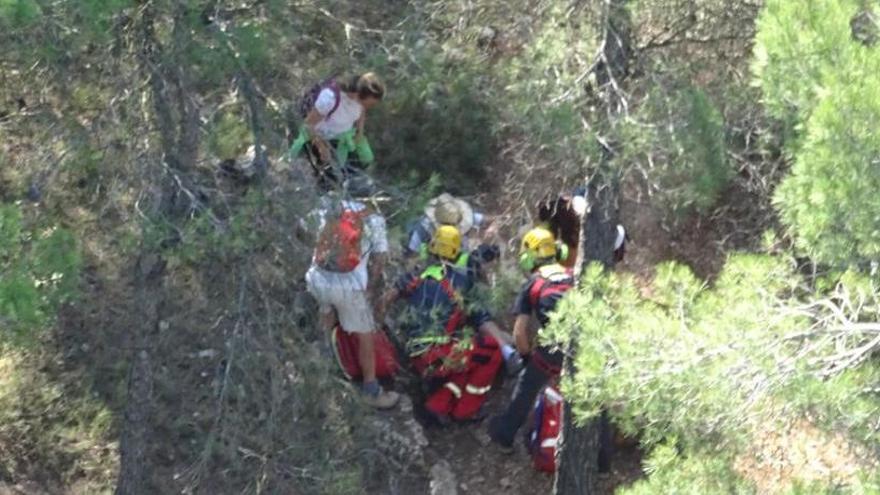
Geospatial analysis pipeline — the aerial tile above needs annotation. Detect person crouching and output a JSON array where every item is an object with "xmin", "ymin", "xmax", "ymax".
[{"xmin": 381, "ymin": 226, "xmax": 505, "ymax": 423}]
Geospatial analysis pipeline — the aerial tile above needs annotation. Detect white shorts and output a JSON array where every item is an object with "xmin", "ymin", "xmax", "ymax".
[{"xmin": 306, "ymin": 274, "xmax": 376, "ymax": 334}]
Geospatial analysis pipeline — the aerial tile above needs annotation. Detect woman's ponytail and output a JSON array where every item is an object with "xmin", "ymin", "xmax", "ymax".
[{"xmin": 344, "ymin": 72, "xmax": 385, "ymax": 100}]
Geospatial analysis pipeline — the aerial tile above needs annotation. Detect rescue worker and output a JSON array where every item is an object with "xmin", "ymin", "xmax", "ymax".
[
  {"xmin": 304, "ymin": 176, "xmax": 400, "ymax": 409},
  {"xmin": 382, "ymin": 226, "xmax": 508, "ymax": 423},
  {"xmin": 488, "ymin": 226, "xmax": 613, "ymax": 469},
  {"xmin": 537, "ymin": 186, "xmax": 627, "ymax": 267},
  {"xmin": 487, "ymin": 227, "xmax": 574, "ymax": 448}
]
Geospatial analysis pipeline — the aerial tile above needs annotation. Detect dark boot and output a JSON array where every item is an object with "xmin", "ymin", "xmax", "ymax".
[{"xmin": 487, "ymin": 358, "xmax": 551, "ymax": 447}]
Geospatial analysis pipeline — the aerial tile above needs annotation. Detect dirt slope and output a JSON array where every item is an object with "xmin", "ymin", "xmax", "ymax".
[{"xmin": 419, "ymin": 378, "xmax": 643, "ymax": 495}]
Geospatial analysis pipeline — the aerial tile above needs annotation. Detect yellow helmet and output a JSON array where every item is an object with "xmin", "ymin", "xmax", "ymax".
[
  {"xmin": 429, "ymin": 225, "xmax": 462, "ymax": 260},
  {"xmin": 521, "ymin": 227, "xmax": 557, "ymax": 259},
  {"xmin": 520, "ymin": 227, "xmax": 568, "ymax": 271}
]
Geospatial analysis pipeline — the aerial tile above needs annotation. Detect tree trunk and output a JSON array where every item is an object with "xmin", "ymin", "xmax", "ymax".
[
  {"xmin": 115, "ymin": 253, "xmax": 165, "ymax": 495},
  {"xmin": 115, "ymin": 4, "xmax": 199, "ymax": 493},
  {"xmin": 554, "ymin": 0, "xmax": 631, "ymax": 493},
  {"xmin": 554, "ymin": 182, "xmax": 619, "ymax": 495}
]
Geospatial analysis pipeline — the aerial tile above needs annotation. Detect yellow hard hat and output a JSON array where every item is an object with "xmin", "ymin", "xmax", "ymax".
[
  {"xmin": 520, "ymin": 227, "xmax": 565, "ymax": 271},
  {"xmin": 521, "ymin": 227, "xmax": 557, "ymax": 259},
  {"xmin": 430, "ymin": 225, "xmax": 463, "ymax": 260}
]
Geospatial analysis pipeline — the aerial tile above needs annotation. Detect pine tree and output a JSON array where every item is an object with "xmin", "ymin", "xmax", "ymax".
[
  {"xmin": 547, "ymin": 254, "xmax": 880, "ymax": 492},
  {"xmin": 554, "ymin": 0, "xmax": 631, "ymax": 492},
  {"xmin": 756, "ymin": 0, "xmax": 880, "ymax": 268}
]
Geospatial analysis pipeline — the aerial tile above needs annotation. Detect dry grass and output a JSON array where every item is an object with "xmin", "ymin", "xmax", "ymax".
[{"xmin": 736, "ymin": 418, "xmax": 876, "ymax": 493}]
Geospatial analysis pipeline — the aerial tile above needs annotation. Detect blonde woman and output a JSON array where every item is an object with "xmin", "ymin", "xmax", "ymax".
[{"xmin": 289, "ymin": 73, "xmax": 385, "ymax": 189}]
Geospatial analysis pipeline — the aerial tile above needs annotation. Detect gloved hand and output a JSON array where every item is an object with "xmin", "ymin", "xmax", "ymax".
[
  {"xmin": 504, "ymin": 352, "xmax": 525, "ymax": 377},
  {"xmin": 474, "ymin": 243, "xmax": 500, "ymax": 264}
]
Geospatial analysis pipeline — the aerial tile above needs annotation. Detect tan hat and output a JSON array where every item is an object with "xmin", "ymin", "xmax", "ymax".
[{"xmin": 425, "ymin": 193, "xmax": 475, "ymax": 233}]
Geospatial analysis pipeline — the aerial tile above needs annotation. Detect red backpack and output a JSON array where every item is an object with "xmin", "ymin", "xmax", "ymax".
[
  {"xmin": 528, "ymin": 384, "xmax": 564, "ymax": 473},
  {"xmin": 314, "ymin": 208, "xmax": 366, "ymax": 272},
  {"xmin": 332, "ymin": 324, "xmax": 400, "ymax": 380}
]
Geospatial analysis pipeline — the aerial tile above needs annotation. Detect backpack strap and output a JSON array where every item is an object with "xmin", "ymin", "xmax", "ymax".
[
  {"xmin": 324, "ymin": 78, "xmax": 342, "ymax": 119},
  {"xmin": 528, "ymin": 277, "xmax": 549, "ymax": 308},
  {"xmin": 528, "ymin": 264, "xmax": 573, "ymax": 308}
]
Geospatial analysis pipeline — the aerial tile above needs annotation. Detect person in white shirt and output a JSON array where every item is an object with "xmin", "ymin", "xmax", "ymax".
[
  {"xmin": 288, "ymin": 73, "xmax": 385, "ymax": 189},
  {"xmin": 304, "ymin": 177, "xmax": 399, "ymax": 409}
]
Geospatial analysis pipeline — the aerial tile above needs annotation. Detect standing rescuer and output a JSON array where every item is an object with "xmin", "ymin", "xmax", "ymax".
[
  {"xmin": 488, "ymin": 227, "xmax": 574, "ymax": 448},
  {"xmin": 488, "ymin": 226, "xmax": 613, "ymax": 469},
  {"xmin": 536, "ymin": 186, "xmax": 628, "ymax": 268}
]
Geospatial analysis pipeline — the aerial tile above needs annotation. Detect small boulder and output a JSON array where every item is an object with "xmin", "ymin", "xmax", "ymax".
[{"xmin": 429, "ymin": 461, "xmax": 457, "ymax": 495}]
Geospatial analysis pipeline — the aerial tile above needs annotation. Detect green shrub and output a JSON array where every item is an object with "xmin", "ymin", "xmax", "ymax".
[
  {"xmin": 547, "ymin": 254, "xmax": 880, "ymax": 490},
  {"xmin": 0, "ymin": 204, "xmax": 81, "ymax": 341},
  {"xmin": 0, "ymin": 351, "xmax": 116, "ymax": 489},
  {"xmin": 369, "ymin": 42, "xmax": 497, "ymax": 192},
  {"xmin": 0, "ymin": 0, "xmax": 41, "ymax": 28},
  {"xmin": 772, "ymin": 52, "xmax": 880, "ymax": 267},
  {"xmin": 231, "ymin": 24, "xmax": 273, "ymax": 77},
  {"xmin": 754, "ymin": 0, "xmax": 880, "ymax": 268},
  {"xmin": 64, "ymin": 143, "xmax": 103, "ymax": 191},
  {"xmin": 620, "ymin": 445, "xmax": 753, "ymax": 495},
  {"xmin": 753, "ymin": 0, "xmax": 862, "ymax": 134},
  {"xmin": 621, "ymin": 85, "xmax": 731, "ymax": 218}
]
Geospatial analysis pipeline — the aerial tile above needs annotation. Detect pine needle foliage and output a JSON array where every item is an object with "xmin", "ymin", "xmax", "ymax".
[
  {"xmin": 772, "ymin": 53, "xmax": 880, "ymax": 268},
  {"xmin": 620, "ymin": 445, "xmax": 752, "ymax": 495},
  {"xmin": 546, "ymin": 255, "xmax": 880, "ymax": 490},
  {"xmin": 756, "ymin": 0, "xmax": 880, "ymax": 268},
  {"xmin": 621, "ymin": 85, "xmax": 731, "ymax": 218},
  {"xmin": 752, "ymin": 0, "xmax": 862, "ymax": 134}
]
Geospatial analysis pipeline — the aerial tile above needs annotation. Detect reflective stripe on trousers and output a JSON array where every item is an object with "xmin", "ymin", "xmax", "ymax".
[
  {"xmin": 444, "ymin": 382, "xmax": 462, "ymax": 398},
  {"xmin": 465, "ymin": 384, "xmax": 491, "ymax": 395}
]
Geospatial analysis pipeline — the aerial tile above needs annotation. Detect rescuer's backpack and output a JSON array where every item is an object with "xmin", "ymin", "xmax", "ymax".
[
  {"xmin": 332, "ymin": 324, "xmax": 400, "ymax": 381},
  {"xmin": 528, "ymin": 385, "xmax": 563, "ymax": 473},
  {"xmin": 314, "ymin": 208, "xmax": 366, "ymax": 273}
]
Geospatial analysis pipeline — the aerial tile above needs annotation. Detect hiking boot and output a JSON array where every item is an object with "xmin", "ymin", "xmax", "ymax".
[
  {"xmin": 363, "ymin": 388, "xmax": 400, "ymax": 410},
  {"xmin": 487, "ymin": 417, "xmax": 515, "ymax": 455},
  {"xmin": 491, "ymin": 437, "xmax": 515, "ymax": 455},
  {"xmin": 474, "ymin": 427, "xmax": 514, "ymax": 455}
]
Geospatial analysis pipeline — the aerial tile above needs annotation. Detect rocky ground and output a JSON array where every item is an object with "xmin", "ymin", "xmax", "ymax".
[{"xmin": 371, "ymin": 374, "xmax": 644, "ymax": 495}]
